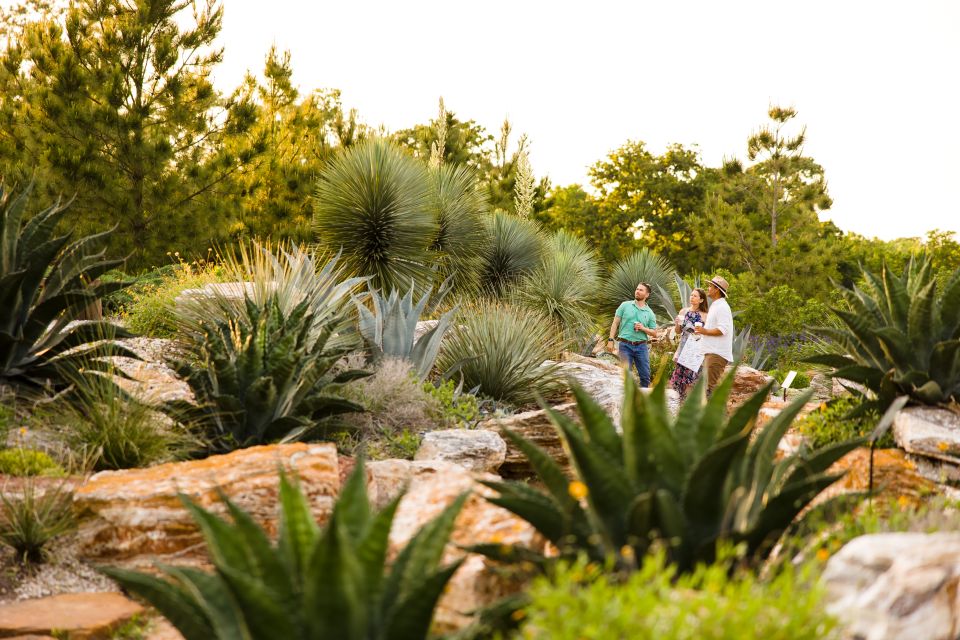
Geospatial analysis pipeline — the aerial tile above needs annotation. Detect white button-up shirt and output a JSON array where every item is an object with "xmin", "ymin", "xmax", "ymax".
[{"xmin": 702, "ymin": 296, "xmax": 734, "ymax": 361}]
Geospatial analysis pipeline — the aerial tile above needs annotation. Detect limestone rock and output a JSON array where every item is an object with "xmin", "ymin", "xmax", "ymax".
[
  {"xmin": 366, "ymin": 458, "xmax": 414, "ymax": 510},
  {"xmin": 480, "ymin": 402, "xmax": 576, "ymax": 478},
  {"xmin": 0, "ymin": 592, "xmax": 143, "ymax": 639},
  {"xmin": 893, "ymin": 406, "xmax": 960, "ymax": 466},
  {"xmin": 823, "ymin": 532, "xmax": 960, "ymax": 640},
  {"xmin": 73, "ymin": 443, "xmax": 339, "ymax": 566},
  {"xmin": 727, "ymin": 365, "xmax": 774, "ymax": 407},
  {"xmin": 414, "ymin": 429, "xmax": 506, "ymax": 473},
  {"xmin": 816, "ymin": 448, "xmax": 937, "ymax": 506},
  {"xmin": 385, "ymin": 460, "xmax": 542, "ymax": 633},
  {"xmin": 109, "ymin": 337, "xmax": 193, "ymax": 405},
  {"xmin": 554, "ymin": 355, "xmax": 625, "ymax": 424}
]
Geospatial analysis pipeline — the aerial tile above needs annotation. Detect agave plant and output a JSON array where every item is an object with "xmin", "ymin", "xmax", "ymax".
[
  {"xmin": 655, "ymin": 273, "xmax": 701, "ymax": 321},
  {"xmin": 516, "ymin": 230, "xmax": 601, "ymax": 349},
  {"xmin": 171, "ymin": 244, "xmax": 369, "ymax": 452},
  {"xmin": 599, "ymin": 248, "xmax": 675, "ymax": 321},
  {"xmin": 475, "ymin": 372, "xmax": 860, "ymax": 574},
  {"xmin": 0, "ymin": 182, "xmax": 135, "ymax": 390},
  {"xmin": 807, "ymin": 257, "xmax": 960, "ymax": 412},
  {"xmin": 313, "ymin": 138, "xmax": 438, "ymax": 293},
  {"xmin": 477, "ymin": 211, "xmax": 543, "ymax": 297},
  {"xmin": 429, "ymin": 164, "xmax": 489, "ymax": 294},
  {"xmin": 356, "ymin": 278, "xmax": 456, "ymax": 380},
  {"xmin": 435, "ymin": 301, "xmax": 565, "ymax": 406},
  {"xmin": 103, "ymin": 459, "xmax": 467, "ymax": 640}
]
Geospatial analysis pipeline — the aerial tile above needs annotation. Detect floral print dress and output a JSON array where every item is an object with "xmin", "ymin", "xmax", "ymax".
[{"xmin": 670, "ymin": 310, "xmax": 704, "ymax": 399}]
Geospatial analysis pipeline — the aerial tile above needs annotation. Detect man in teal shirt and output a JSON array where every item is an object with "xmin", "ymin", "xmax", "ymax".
[{"xmin": 606, "ymin": 282, "xmax": 658, "ymax": 387}]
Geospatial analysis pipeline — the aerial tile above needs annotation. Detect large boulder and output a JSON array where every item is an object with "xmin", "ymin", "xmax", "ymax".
[
  {"xmin": 109, "ymin": 337, "xmax": 193, "ymax": 405},
  {"xmin": 479, "ymin": 402, "xmax": 576, "ymax": 478},
  {"xmin": 894, "ymin": 406, "xmax": 960, "ymax": 466},
  {"xmin": 375, "ymin": 460, "xmax": 542, "ymax": 633},
  {"xmin": 555, "ymin": 353, "xmax": 625, "ymax": 424},
  {"xmin": 0, "ymin": 592, "xmax": 144, "ymax": 639},
  {"xmin": 73, "ymin": 443, "xmax": 339, "ymax": 567},
  {"xmin": 727, "ymin": 365, "xmax": 774, "ymax": 407},
  {"xmin": 816, "ymin": 448, "xmax": 939, "ymax": 507},
  {"xmin": 823, "ymin": 532, "xmax": 960, "ymax": 640},
  {"xmin": 414, "ymin": 429, "xmax": 506, "ymax": 473}
]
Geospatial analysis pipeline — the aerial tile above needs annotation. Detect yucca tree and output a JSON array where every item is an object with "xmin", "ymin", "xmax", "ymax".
[
  {"xmin": 517, "ymin": 230, "xmax": 601, "ymax": 349},
  {"xmin": 0, "ymin": 182, "xmax": 135, "ymax": 390},
  {"xmin": 356, "ymin": 278, "xmax": 457, "ymax": 380},
  {"xmin": 429, "ymin": 164, "xmax": 489, "ymax": 295},
  {"xmin": 598, "ymin": 248, "xmax": 675, "ymax": 320},
  {"xmin": 807, "ymin": 257, "xmax": 960, "ymax": 412},
  {"xmin": 477, "ymin": 211, "xmax": 543, "ymax": 297},
  {"xmin": 171, "ymin": 243, "xmax": 369, "ymax": 451},
  {"xmin": 313, "ymin": 138, "xmax": 438, "ymax": 293},
  {"xmin": 476, "ymin": 372, "xmax": 860, "ymax": 574},
  {"xmin": 103, "ymin": 460, "xmax": 468, "ymax": 640}
]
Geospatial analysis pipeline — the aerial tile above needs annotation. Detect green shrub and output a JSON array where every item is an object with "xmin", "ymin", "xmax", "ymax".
[
  {"xmin": 518, "ymin": 552, "xmax": 838, "ymax": 640},
  {"xmin": 476, "ymin": 372, "xmax": 860, "ymax": 575},
  {"xmin": 170, "ymin": 243, "xmax": 368, "ymax": 452},
  {"xmin": 768, "ymin": 369, "xmax": 811, "ymax": 389},
  {"xmin": 423, "ymin": 378, "xmax": 480, "ymax": 427},
  {"xmin": 435, "ymin": 302, "xmax": 566, "ymax": 406},
  {"xmin": 429, "ymin": 163, "xmax": 489, "ymax": 295},
  {"xmin": 0, "ymin": 479, "xmax": 75, "ymax": 563},
  {"xmin": 598, "ymin": 248, "xmax": 675, "ymax": 321},
  {"xmin": 103, "ymin": 460, "xmax": 467, "ymax": 639},
  {"xmin": 736, "ymin": 285, "xmax": 829, "ymax": 337},
  {"xmin": 0, "ymin": 182, "xmax": 135, "ymax": 391},
  {"xmin": 807, "ymin": 257, "xmax": 960, "ymax": 413},
  {"xmin": 478, "ymin": 211, "xmax": 544, "ymax": 297},
  {"xmin": 0, "ymin": 449, "xmax": 65, "ymax": 477},
  {"xmin": 57, "ymin": 371, "xmax": 195, "ymax": 471},
  {"xmin": 121, "ymin": 258, "xmax": 225, "ymax": 338},
  {"xmin": 795, "ymin": 396, "xmax": 887, "ymax": 449}
]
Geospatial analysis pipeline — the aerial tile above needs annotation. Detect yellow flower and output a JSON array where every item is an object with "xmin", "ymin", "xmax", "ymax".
[
  {"xmin": 511, "ymin": 609, "xmax": 526, "ymax": 622},
  {"xmin": 18, "ymin": 427, "xmax": 27, "ymax": 437},
  {"xmin": 816, "ymin": 548, "xmax": 830, "ymax": 562},
  {"xmin": 938, "ymin": 441, "xmax": 951, "ymax": 452},
  {"xmin": 620, "ymin": 545, "xmax": 635, "ymax": 560},
  {"xmin": 897, "ymin": 495, "xmax": 911, "ymax": 509},
  {"xmin": 568, "ymin": 481, "xmax": 588, "ymax": 500}
]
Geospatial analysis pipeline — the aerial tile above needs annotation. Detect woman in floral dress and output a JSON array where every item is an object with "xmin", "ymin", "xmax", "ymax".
[{"xmin": 670, "ymin": 288, "xmax": 709, "ymax": 399}]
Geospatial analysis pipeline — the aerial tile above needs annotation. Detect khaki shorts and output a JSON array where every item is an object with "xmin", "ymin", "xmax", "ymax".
[{"xmin": 703, "ymin": 353, "xmax": 730, "ymax": 393}]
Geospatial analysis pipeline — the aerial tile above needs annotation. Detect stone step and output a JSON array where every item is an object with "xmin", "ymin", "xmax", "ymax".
[{"xmin": 0, "ymin": 592, "xmax": 142, "ymax": 639}]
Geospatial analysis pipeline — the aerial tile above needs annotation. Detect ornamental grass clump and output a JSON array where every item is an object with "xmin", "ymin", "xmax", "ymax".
[
  {"xmin": 436, "ymin": 302, "xmax": 566, "ymax": 406},
  {"xmin": 103, "ymin": 460, "xmax": 467, "ymax": 640},
  {"xmin": 0, "ymin": 479, "xmax": 75, "ymax": 563},
  {"xmin": 170, "ymin": 243, "xmax": 369, "ymax": 452}
]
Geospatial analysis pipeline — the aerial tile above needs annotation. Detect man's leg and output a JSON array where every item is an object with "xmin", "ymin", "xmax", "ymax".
[
  {"xmin": 703, "ymin": 354, "xmax": 727, "ymax": 395},
  {"xmin": 618, "ymin": 342, "xmax": 634, "ymax": 378},
  {"xmin": 636, "ymin": 342, "xmax": 651, "ymax": 387}
]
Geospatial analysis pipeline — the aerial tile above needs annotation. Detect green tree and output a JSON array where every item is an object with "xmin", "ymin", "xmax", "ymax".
[
  {"xmin": 223, "ymin": 47, "xmax": 364, "ymax": 243},
  {"xmin": 588, "ymin": 141, "xmax": 712, "ymax": 268},
  {"xmin": 394, "ymin": 105, "xmax": 493, "ymax": 177},
  {"xmin": 0, "ymin": 0, "xmax": 257, "ymax": 268}
]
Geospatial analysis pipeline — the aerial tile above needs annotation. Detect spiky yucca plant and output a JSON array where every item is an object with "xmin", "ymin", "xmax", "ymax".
[
  {"xmin": 313, "ymin": 138, "xmax": 437, "ymax": 293},
  {"xmin": 807, "ymin": 258, "xmax": 960, "ymax": 412},
  {"xmin": 476, "ymin": 372, "xmax": 860, "ymax": 574},
  {"xmin": 0, "ymin": 183, "xmax": 134, "ymax": 390},
  {"xmin": 104, "ymin": 460, "xmax": 467, "ymax": 640},
  {"xmin": 171, "ymin": 244, "xmax": 369, "ymax": 451},
  {"xmin": 517, "ymin": 230, "xmax": 600, "ymax": 349},
  {"xmin": 429, "ymin": 164, "xmax": 489, "ymax": 294},
  {"xmin": 478, "ymin": 211, "xmax": 543, "ymax": 297},
  {"xmin": 435, "ymin": 302, "xmax": 565, "ymax": 406},
  {"xmin": 599, "ymin": 248, "xmax": 675, "ymax": 319},
  {"xmin": 356, "ymin": 279, "xmax": 456, "ymax": 381}
]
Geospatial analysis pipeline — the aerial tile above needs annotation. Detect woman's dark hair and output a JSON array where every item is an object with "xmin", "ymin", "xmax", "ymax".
[{"xmin": 692, "ymin": 288, "xmax": 709, "ymax": 313}]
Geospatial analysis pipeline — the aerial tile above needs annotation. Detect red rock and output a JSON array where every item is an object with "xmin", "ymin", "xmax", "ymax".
[
  {"xmin": 73, "ymin": 443, "xmax": 339, "ymax": 567},
  {"xmin": 817, "ymin": 448, "xmax": 937, "ymax": 505},
  {"xmin": 0, "ymin": 592, "xmax": 142, "ymax": 639}
]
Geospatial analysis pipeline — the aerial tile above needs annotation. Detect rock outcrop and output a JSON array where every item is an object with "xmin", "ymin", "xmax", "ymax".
[
  {"xmin": 414, "ymin": 429, "xmax": 506, "ymax": 473},
  {"xmin": 0, "ymin": 592, "xmax": 144, "ymax": 639},
  {"xmin": 823, "ymin": 532, "xmax": 960, "ymax": 640},
  {"xmin": 73, "ymin": 443, "xmax": 339, "ymax": 566},
  {"xmin": 480, "ymin": 402, "xmax": 576, "ymax": 478}
]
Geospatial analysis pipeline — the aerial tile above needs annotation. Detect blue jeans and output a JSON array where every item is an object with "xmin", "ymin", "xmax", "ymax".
[{"xmin": 618, "ymin": 341, "xmax": 651, "ymax": 387}]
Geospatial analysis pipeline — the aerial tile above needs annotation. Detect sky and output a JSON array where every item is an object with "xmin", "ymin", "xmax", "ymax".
[{"xmin": 212, "ymin": 0, "xmax": 959, "ymax": 240}]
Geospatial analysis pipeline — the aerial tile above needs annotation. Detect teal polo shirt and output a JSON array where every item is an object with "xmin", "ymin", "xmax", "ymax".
[{"xmin": 615, "ymin": 301, "xmax": 658, "ymax": 342}]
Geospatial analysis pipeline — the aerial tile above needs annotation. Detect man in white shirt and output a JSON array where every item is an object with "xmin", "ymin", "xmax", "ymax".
[{"xmin": 694, "ymin": 276, "xmax": 734, "ymax": 394}]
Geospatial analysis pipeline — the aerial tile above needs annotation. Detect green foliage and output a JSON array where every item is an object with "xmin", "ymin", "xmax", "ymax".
[
  {"xmin": 0, "ymin": 448, "xmax": 64, "ymax": 476},
  {"xmin": 170, "ymin": 243, "xmax": 368, "ymax": 453},
  {"xmin": 57, "ymin": 371, "xmax": 195, "ymax": 471},
  {"xmin": 518, "ymin": 551, "xmax": 838, "ymax": 640},
  {"xmin": 0, "ymin": 0, "xmax": 257, "ymax": 268},
  {"xmin": 121, "ymin": 258, "xmax": 226, "ymax": 339},
  {"xmin": 103, "ymin": 460, "xmax": 467, "ymax": 640},
  {"xmin": 517, "ymin": 230, "xmax": 601, "ymax": 350},
  {"xmin": 436, "ymin": 302, "xmax": 566, "ymax": 406},
  {"xmin": 735, "ymin": 285, "xmax": 829, "ymax": 337},
  {"xmin": 429, "ymin": 163, "xmax": 489, "ymax": 294},
  {"xmin": 795, "ymin": 396, "xmax": 887, "ymax": 450},
  {"xmin": 422, "ymin": 378, "xmax": 480, "ymax": 427},
  {"xmin": 477, "ymin": 372, "xmax": 859, "ymax": 575},
  {"xmin": 478, "ymin": 211, "xmax": 543, "ymax": 297},
  {"xmin": 768, "ymin": 369, "xmax": 811, "ymax": 389},
  {"xmin": 0, "ymin": 183, "xmax": 136, "ymax": 391},
  {"xmin": 599, "ymin": 248, "xmax": 676, "ymax": 320},
  {"xmin": 0, "ymin": 479, "xmax": 75, "ymax": 563},
  {"xmin": 807, "ymin": 256, "xmax": 960, "ymax": 412},
  {"xmin": 356, "ymin": 279, "xmax": 455, "ymax": 381},
  {"xmin": 313, "ymin": 138, "xmax": 437, "ymax": 293}
]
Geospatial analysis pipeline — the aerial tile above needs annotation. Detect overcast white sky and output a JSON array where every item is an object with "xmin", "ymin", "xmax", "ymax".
[{"xmin": 214, "ymin": 0, "xmax": 958, "ymax": 240}]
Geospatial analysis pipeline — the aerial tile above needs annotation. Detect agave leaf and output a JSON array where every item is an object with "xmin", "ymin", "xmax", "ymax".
[
  {"xmin": 277, "ymin": 472, "xmax": 320, "ymax": 585},
  {"xmin": 568, "ymin": 382, "xmax": 621, "ymax": 461},
  {"xmin": 100, "ymin": 566, "xmax": 214, "ymax": 640},
  {"xmin": 481, "ymin": 482, "xmax": 572, "ymax": 545},
  {"xmin": 162, "ymin": 566, "xmax": 252, "ymax": 640},
  {"xmin": 335, "ymin": 457, "xmax": 371, "ymax": 540},
  {"xmin": 383, "ymin": 559, "xmax": 465, "ymax": 640},
  {"xmin": 216, "ymin": 564, "xmax": 297, "ymax": 639},
  {"xmin": 179, "ymin": 496, "xmax": 254, "ymax": 575},
  {"xmin": 355, "ymin": 494, "xmax": 403, "ymax": 621},
  {"xmin": 498, "ymin": 427, "xmax": 575, "ymax": 510},
  {"xmin": 303, "ymin": 512, "xmax": 364, "ymax": 639}
]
